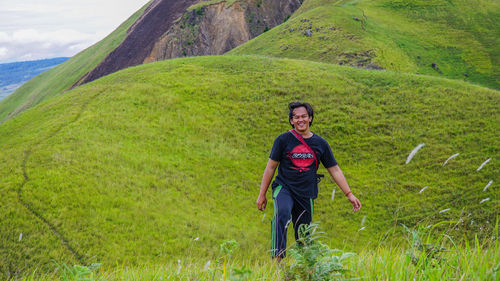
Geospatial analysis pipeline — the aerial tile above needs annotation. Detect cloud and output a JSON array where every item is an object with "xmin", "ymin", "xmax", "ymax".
[
  {"xmin": 69, "ymin": 43, "xmax": 91, "ymax": 51},
  {"xmin": 0, "ymin": 28, "xmax": 101, "ymax": 45},
  {"xmin": 0, "ymin": 32, "xmax": 9, "ymax": 41},
  {"xmin": 19, "ymin": 53, "xmax": 33, "ymax": 61},
  {"xmin": 0, "ymin": 47, "xmax": 8, "ymax": 60},
  {"xmin": 0, "ymin": 28, "xmax": 106, "ymax": 62},
  {"xmin": 0, "ymin": 0, "xmax": 150, "ymax": 63}
]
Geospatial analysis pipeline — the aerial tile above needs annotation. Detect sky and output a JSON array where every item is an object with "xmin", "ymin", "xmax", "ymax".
[{"xmin": 0, "ymin": 0, "xmax": 151, "ymax": 63}]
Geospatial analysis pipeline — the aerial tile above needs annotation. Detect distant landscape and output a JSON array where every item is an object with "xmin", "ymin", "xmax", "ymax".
[{"xmin": 0, "ymin": 57, "xmax": 68, "ymax": 100}]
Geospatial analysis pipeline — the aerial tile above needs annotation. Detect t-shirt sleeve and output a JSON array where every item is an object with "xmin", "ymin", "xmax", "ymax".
[
  {"xmin": 320, "ymin": 139, "xmax": 337, "ymax": 168},
  {"xmin": 269, "ymin": 135, "xmax": 284, "ymax": 161}
]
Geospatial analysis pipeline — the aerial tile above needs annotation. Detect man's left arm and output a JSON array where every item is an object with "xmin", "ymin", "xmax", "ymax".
[{"xmin": 326, "ymin": 165, "xmax": 361, "ymax": 211}]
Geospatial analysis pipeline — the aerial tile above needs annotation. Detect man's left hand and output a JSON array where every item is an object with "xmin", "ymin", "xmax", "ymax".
[{"xmin": 347, "ymin": 193, "xmax": 361, "ymax": 212}]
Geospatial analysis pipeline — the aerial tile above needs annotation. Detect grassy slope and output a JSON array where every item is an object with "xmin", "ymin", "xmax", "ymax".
[
  {"xmin": 0, "ymin": 2, "xmax": 151, "ymax": 123},
  {"xmin": 228, "ymin": 0, "xmax": 500, "ymax": 89},
  {"xmin": 0, "ymin": 56, "xmax": 497, "ymax": 274}
]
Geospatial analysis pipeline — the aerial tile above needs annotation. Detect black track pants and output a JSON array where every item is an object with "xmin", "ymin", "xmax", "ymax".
[{"xmin": 270, "ymin": 185, "xmax": 313, "ymax": 258}]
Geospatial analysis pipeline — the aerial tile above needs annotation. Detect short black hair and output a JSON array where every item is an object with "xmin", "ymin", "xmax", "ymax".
[{"xmin": 288, "ymin": 102, "xmax": 314, "ymax": 128}]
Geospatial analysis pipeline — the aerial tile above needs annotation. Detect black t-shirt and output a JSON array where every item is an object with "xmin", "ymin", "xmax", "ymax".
[{"xmin": 269, "ymin": 131, "xmax": 337, "ymax": 199}]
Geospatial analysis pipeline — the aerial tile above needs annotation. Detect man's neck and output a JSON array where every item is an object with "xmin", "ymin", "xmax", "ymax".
[{"xmin": 294, "ymin": 129, "xmax": 313, "ymax": 139}]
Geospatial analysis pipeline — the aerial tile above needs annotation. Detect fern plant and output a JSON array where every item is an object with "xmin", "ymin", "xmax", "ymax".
[{"xmin": 283, "ymin": 223, "xmax": 358, "ymax": 281}]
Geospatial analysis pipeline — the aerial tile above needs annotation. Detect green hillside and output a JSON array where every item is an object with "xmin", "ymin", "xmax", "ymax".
[
  {"xmin": 4, "ymin": 0, "xmax": 499, "ymax": 126},
  {"xmin": 1, "ymin": 55, "xmax": 498, "ymax": 275},
  {"xmin": 229, "ymin": 0, "xmax": 500, "ymax": 89},
  {"xmin": 0, "ymin": 1, "xmax": 151, "ymax": 123}
]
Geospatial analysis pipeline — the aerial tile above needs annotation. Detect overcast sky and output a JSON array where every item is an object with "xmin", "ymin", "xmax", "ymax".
[{"xmin": 0, "ymin": 0, "xmax": 151, "ymax": 63}]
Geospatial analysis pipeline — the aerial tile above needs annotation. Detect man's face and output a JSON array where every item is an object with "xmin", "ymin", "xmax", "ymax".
[{"xmin": 290, "ymin": 106, "xmax": 312, "ymax": 132}]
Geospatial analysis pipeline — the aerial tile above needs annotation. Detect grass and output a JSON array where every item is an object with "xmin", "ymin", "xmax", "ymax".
[
  {"xmin": 12, "ymin": 221, "xmax": 500, "ymax": 280},
  {"xmin": 0, "ymin": 55, "xmax": 497, "ymax": 277},
  {"xmin": 1, "ymin": 0, "xmax": 498, "ymax": 278},
  {"xmin": 0, "ymin": 1, "xmax": 152, "ymax": 122},
  {"xmin": 228, "ymin": 0, "xmax": 500, "ymax": 89},
  {"xmin": 187, "ymin": 0, "xmax": 241, "ymax": 12},
  {"xmin": 349, "ymin": 238, "xmax": 499, "ymax": 280}
]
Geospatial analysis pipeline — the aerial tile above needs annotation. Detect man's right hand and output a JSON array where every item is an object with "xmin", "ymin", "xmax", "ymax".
[{"xmin": 256, "ymin": 194, "xmax": 267, "ymax": 211}]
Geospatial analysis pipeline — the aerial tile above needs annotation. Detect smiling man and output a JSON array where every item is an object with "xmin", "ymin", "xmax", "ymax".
[{"xmin": 256, "ymin": 101, "xmax": 361, "ymax": 261}]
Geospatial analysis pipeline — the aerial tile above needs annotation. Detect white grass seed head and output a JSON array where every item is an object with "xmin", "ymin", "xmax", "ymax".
[
  {"xmin": 203, "ymin": 261, "xmax": 211, "ymax": 271},
  {"xmin": 419, "ymin": 186, "xmax": 429, "ymax": 194},
  {"xmin": 477, "ymin": 158, "xmax": 491, "ymax": 171},
  {"xmin": 480, "ymin": 198, "xmax": 490, "ymax": 204},
  {"xmin": 406, "ymin": 143, "xmax": 425, "ymax": 164},
  {"xmin": 483, "ymin": 180, "xmax": 493, "ymax": 191},
  {"xmin": 442, "ymin": 153, "xmax": 460, "ymax": 166},
  {"xmin": 439, "ymin": 208, "xmax": 450, "ymax": 214}
]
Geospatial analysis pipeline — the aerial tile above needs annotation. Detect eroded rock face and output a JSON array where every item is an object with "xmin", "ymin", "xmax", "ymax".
[
  {"xmin": 75, "ymin": 0, "xmax": 301, "ymax": 87},
  {"xmin": 145, "ymin": 0, "xmax": 302, "ymax": 62},
  {"xmin": 75, "ymin": 0, "xmax": 199, "ymax": 87}
]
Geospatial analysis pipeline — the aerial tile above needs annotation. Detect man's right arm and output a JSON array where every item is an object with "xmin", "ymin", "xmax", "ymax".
[{"xmin": 256, "ymin": 159, "xmax": 279, "ymax": 211}]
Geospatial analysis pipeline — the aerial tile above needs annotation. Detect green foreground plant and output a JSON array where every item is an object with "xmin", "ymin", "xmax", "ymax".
[
  {"xmin": 53, "ymin": 262, "xmax": 104, "ymax": 281},
  {"xmin": 284, "ymin": 223, "xmax": 358, "ymax": 281}
]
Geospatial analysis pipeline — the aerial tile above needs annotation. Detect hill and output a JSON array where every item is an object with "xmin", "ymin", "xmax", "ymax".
[
  {"xmin": 1, "ymin": 55, "xmax": 497, "ymax": 275},
  {"xmin": 3, "ymin": 0, "xmax": 499, "ymax": 123},
  {"xmin": 0, "ymin": 58, "xmax": 69, "ymax": 101},
  {"xmin": 229, "ymin": 0, "xmax": 500, "ymax": 89}
]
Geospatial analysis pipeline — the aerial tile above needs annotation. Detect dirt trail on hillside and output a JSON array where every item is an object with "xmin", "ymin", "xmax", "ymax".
[{"xmin": 15, "ymin": 89, "xmax": 106, "ymax": 266}]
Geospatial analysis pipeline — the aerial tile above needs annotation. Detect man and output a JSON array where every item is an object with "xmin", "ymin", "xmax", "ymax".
[{"xmin": 256, "ymin": 102, "xmax": 361, "ymax": 260}]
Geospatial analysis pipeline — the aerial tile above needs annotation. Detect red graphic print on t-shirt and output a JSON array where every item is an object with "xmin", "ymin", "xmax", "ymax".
[{"xmin": 288, "ymin": 145, "xmax": 314, "ymax": 172}]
